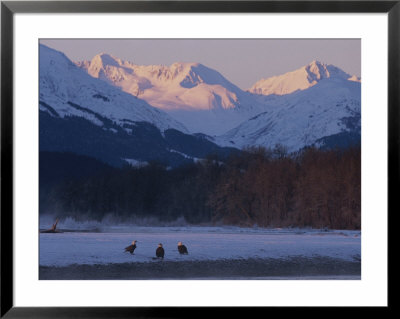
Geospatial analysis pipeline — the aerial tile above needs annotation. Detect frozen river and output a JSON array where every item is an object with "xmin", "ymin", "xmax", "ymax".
[{"xmin": 39, "ymin": 226, "xmax": 361, "ymax": 279}]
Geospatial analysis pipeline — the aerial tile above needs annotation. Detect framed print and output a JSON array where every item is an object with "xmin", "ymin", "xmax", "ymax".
[{"xmin": 1, "ymin": 0, "xmax": 395, "ymax": 317}]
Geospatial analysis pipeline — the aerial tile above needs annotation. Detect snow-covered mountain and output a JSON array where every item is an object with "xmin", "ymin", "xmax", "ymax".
[
  {"xmin": 73, "ymin": 49, "xmax": 360, "ymax": 153},
  {"xmin": 39, "ymin": 45, "xmax": 239, "ymax": 167},
  {"xmin": 40, "ymin": 45, "xmax": 188, "ymax": 133},
  {"xmin": 77, "ymin": 54, "xmax": 263, "ymax": 135},
  {"xmin": 216, "ymin": 76, "xmax": 361, "ymax": 152},
  {"xmin": 248, "ymin": 60, "xmax": 360, "ymax": 96}
]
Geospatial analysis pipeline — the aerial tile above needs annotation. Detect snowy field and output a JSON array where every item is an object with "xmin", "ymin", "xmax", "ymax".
[{"xmin": 39, "ymin": 225, "xmax": 361, "ymax": 280}]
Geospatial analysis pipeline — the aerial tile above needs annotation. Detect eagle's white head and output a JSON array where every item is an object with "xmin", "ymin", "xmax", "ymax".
[
  {"xmin": 132, "ymin": 240, "xmax": 137, "ymax": 245},
  {"xmin": 178, "ymin": 242, "xmax": 182, "ymax": 246}
]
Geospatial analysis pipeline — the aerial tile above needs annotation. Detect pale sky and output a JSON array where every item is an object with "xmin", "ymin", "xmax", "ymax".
[{"xmin": 40, "ymin": 39, "xmax": 361, "ymax": 89}]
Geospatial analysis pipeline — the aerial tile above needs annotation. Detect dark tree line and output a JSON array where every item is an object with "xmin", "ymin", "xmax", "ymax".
[
  {"xmin": 208, "ymin": 146, "xmax": 360, "ymax": 229},
  {"xmin": 40, "ymin": 146, "xmax": 361, "ymax": 229}
]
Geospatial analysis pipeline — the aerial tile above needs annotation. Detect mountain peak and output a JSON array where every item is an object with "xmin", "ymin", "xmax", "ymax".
[
  {"xmin": 249, "ymin": 61, "xmax": 356, "ymax": 96},
  {"xmin": 84, "ymin": 53, "xmax": 137, "ymax": 80},
  {"xmin": 304, "ymin": 60, "xmax": 331, "ymax": 82},
  {"xmin": 308, "ymin": 59, "xmax": 323, "ymax": 66},
  {"xmin": 88, "ymin": 53, "xmax": 123, "ymax": 76},
  {"xmin": 92, "ymin": 53, "xmax": 121, "ymax": 66}
]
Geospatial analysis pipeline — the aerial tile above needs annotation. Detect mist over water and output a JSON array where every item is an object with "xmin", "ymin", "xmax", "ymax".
[
  {"xmin": 39, "ymin": 214, "xmax": 362, "ymax": 236},
  {"xmin": 39, "ymin": 214, "xmax": 190, "ymax": 232}
]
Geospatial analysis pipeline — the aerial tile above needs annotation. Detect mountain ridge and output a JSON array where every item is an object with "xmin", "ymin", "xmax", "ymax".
[
  {"xmin": 76, "ymin": 53, "xmax": 265, "ymax": 135},
  {"xmin": 76, "ymin": 54, "xmax": 360, "ymax": 139},
  {"xmin": 40, "ymin": 44, "xmax": 188, "ymax": 134},
  {"xmin": 248, "ymin": 60, "xmax": 360, "ymax": 96},
  {"xmin": 217, "ymin": 76, "xmax": 361, "ymax": 152},
  {"xmin": 39, "ymin": 44, "xmax": 240, "ymax": 167},
  {"xmin": 41, "ymin": 44, "xmax": 361, "ymax": 156}
]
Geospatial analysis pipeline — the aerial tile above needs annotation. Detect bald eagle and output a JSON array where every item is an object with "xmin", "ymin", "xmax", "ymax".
[
  {"xmin": 124, "ymin": 240, "xmax": 137, "ymax": 254},
  {"xmin": 177, "ymin": 242, "xmax": 188, "ymax": 255},
  {"xmin": 156, "ymin": 243, "xmax": 164, "ymax": 259}
]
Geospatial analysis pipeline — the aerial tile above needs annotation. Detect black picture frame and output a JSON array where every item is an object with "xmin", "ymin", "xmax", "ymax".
[{"xmin": 1, "ymin": 1, "xmax": 395, "ymax": 317}]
